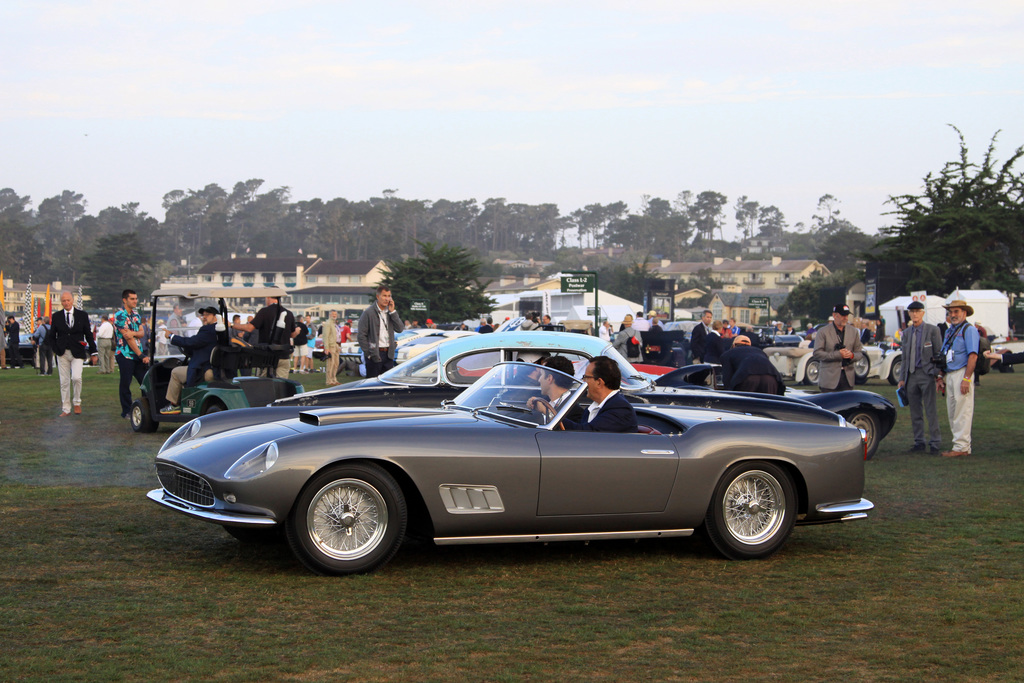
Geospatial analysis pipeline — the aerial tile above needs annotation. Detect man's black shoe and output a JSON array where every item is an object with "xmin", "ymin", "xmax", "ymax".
[
  {"xmin": 910, "ymin": 444, "xmax": 926, "ymax": 452},
  {"xmin": 930, "ymin": 446, "xmax": 942, "ymax": 454}
]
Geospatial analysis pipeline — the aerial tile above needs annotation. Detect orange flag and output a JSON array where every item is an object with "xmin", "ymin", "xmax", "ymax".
[{"xmin": 45, "ymin": 284, "xmax": 51, "ymax": 319}]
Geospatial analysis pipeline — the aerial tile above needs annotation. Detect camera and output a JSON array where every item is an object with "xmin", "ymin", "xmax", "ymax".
[
  {"xmin": 932, "ymin": 353, "xmax": 947, "ymax": 372},
  {"xmin": 835, "ymin": 342, "xmax": 852, "ymax": 367}
]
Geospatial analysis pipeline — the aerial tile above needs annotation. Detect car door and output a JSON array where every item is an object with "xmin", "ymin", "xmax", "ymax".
[{"xmin": 534, "ymin": 431, "xmax": 678, "ymax": 516}]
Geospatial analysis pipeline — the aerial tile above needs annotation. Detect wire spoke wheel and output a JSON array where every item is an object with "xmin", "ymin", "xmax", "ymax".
[
  {"xmin": 704, "ymin": 461, "xmax": 796, "ymax": 560},
  {"xmin": 307, "ymin": 478, "xmax": 387, "ymax": 560},
  {"xmin": 287, "ymin": 462, "xmax": 407, "ymax": 575},
  {"xmin": 722, "ymin": 470, "xmax": 786, "ymax": 545}
]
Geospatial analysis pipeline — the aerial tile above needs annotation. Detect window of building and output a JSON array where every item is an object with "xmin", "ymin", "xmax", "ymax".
[
  {"xmin": 712, "ymin": 301, "xmax": 724, "ymax": 320},
  {"xmin": 349, "ymin": 275, "xmax": 362, "ymax": 283},
  {"xmin": 262, "ymin": 273, "xmax": 276, "ymax": 284},
  {"xmin": 328, "ymin": 275, "xmax": 340, "ymax": 283},
  {"xmin": 739, "ymin": 309, "xmax": 751, "ymax": 324},
  {"xmin": 306, "ymin": 276, "xmax": 318, "ymax": 284},
  {"xmin": 241, "ymin": 273, "xmax": 255, "ymax": 285}
]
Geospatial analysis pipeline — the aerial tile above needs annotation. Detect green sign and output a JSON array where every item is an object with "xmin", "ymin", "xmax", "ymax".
[
  {"xmin": 409, "ymin": 299, "xmax": 429, "ymax": 313},
  {"xmin": 748, "ymin": 296, "xmax": 771, "ymax": 310},
  {"xmin": 561, "ymin": 274, "xmax": 596, "ymax": 293}
]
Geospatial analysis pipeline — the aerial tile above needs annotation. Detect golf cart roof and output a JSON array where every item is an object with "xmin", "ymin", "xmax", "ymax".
[{"xmin": 150, "ymin": 286, "xmax": 290, "ymax": 300}]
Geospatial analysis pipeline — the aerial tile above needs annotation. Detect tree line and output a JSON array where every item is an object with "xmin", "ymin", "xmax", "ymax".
[{"xmin": 1, "ymin": 127, "xmax": 1021, "ymax": 314}]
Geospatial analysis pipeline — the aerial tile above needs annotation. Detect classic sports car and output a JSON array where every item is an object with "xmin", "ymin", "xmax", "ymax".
[
  {"xmin": 148, "ymin": 363, "xmax": 873, "ymax": 575},
  {"xmin": 273, "ymin": 331, "xmax": 896, "ymax": 458}
]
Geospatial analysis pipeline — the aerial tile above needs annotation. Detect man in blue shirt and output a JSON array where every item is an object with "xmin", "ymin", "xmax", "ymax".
[{"xmin": 936, "ymin": 300, "xmax": 979, "ymax": 458}]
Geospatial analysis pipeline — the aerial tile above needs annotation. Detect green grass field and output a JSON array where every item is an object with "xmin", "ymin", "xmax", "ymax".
[{"xmin": 2, "ymin": 367, "xmax": 1022, "ymax": 681}]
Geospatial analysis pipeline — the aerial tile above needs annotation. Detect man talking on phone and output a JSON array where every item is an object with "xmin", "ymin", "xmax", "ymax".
[{"xmin": 358, "ymin": 285, "xmax": 404, "ymax": 378}]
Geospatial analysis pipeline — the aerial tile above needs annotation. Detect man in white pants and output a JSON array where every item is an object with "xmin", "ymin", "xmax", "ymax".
[
  {"xmin": 45, "ymin": 291, "xmax": 98, "ymax": 416},
  {"xmin": 936, "ymin": 300, "xmax": 979, "ymax": 458}
]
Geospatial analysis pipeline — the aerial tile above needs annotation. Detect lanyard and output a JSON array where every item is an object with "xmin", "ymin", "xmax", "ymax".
[{"xmin": 942, "ymin": 322, "xmax": 968, "ymax": 354}]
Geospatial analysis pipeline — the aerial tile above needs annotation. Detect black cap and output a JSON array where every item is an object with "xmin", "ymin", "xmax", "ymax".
[
  {"xmin": 197, "ymin": 306, "xmax": 218, "ymax": 316},
  {"xmin": 907, "ymin": 301, "xmax": 925, "ymax": 311},
  {"xmin": 833, "ymin": 304, "xmax": 851, "ymax": 315}
]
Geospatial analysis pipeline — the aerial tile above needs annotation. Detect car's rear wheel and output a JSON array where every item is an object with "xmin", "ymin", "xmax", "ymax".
[
  {"xmin": 887, "ymin": 357, "xmax": 902, "ymax": 385},
  {"xmin": 703, "ymin": 461, "xmax": 796, "ymax": 560},
  {"xmin": 286, "ymin": 462, "xmax": 407, "ymax": 575},
  {"xmin": 846, "ymin": 411, "xmax": 880, "ymax": 460},
  {"xmin": 130, "ymin": 397, "xmax": 158, "ymax": 433},
  {"xmin": 803, "ymin": 359, "xmax": 820, "ymax": 386},
  {"xmin": 201, "ymin": 401, "xmax": 225, "ymax": 415}
]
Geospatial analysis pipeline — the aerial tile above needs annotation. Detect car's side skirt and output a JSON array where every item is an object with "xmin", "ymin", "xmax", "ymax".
[{"xmin": 434, "ymin": 528, "xmax": 694, "ymax": 546}]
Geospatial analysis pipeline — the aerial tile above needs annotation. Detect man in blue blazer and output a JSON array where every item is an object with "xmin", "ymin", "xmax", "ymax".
[
  {"xmin": 561, "ymin": 356, "xmax": 637, "ymax": 433},
  {"xmin": 160, "ymin": 307, "xmax": 220, "ymax": 415}
]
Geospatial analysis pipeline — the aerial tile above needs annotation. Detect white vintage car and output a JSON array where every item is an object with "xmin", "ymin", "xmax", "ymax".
[{"xmin": 764, "ymin": 343, "xmax": 899, "ymax": 386}]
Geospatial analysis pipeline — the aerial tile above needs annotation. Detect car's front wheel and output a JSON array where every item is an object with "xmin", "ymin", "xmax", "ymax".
[
  {"xmin": 703, "ymin": 461, "xmax": 796, "ymax": 560},
  {"xmin": 286, "ymin": 462, "xmax": 407, "ymax": 575},
  {"xmin": 130, "ymin": 397, "xmax": 158, "ymax": 433}
]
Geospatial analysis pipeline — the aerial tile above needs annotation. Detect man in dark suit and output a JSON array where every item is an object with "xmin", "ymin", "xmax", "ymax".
[
  {"xmin": 45, "ymin": 290, "xmax": 98, "ymax": 416},
  {"xmin": 160, "ymin": 307, "xmax": 220, "ymax": 414},
  {"xmin": 719, "ymin": 335, "xmax": 785, "ymax": 395},
  {"xmin": 561, "ymin": 356, "xmax": 637, "ymax": 433},
  {"xmin": 690, "ymin": 309, "xmax": 713, "ymax": 363},
  {"xmin": 6, "ymin": 315, "xmax": 22, "ymax": 368}
]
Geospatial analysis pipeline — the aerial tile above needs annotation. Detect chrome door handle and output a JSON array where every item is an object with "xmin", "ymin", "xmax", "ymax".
[{"xmin": 640, "ymin": 449, "xmax": 675, "ymax": 455}]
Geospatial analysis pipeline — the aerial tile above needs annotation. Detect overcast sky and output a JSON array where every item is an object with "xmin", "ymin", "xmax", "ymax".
[{"xmin": 2, "ymin": 0, "xmax": 1022, "ymax": 241}]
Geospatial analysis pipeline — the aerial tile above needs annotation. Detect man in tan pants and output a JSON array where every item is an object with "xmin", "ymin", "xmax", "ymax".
[{"xmin": 322, "ymin": 310, "xmax": 341, "ymax": 385}]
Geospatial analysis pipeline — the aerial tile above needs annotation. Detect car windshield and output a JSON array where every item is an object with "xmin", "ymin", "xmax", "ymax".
[
  {"xmin": 379, "ymin": 348, "xmax": 440, "ymax": 386},
  {"xmin": 599, "ymin": 346, "xmax": 654, "ymax": 392},
  {"xmin": 450, "ymin": 362, "xmax": 584, "ymax": 427}
]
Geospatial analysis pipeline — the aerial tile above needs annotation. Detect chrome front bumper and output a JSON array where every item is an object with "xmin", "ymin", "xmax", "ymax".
[{"xmin": 146, "ymin": 488, "xmax": 278, "ymax": 527}]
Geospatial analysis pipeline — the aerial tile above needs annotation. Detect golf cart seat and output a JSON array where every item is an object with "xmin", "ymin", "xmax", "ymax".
[{"xmin": 210, "ymin": 342, "xmax": 291, "ymax": 375}]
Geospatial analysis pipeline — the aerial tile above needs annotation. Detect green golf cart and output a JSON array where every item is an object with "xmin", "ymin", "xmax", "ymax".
[{"xmin": 129, "ymin": 286, "xmax": 304, "ymax": 433}]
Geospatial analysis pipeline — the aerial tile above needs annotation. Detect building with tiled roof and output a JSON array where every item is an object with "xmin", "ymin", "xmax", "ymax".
[{"xmin": 653, "ymin": 256, "xmax": 828, "ymax": 291}]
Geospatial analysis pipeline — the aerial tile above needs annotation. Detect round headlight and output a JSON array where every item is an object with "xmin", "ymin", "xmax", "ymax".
[{"xmin": 265, "ymin": 442, "xmax": 279, "ymax": 470}]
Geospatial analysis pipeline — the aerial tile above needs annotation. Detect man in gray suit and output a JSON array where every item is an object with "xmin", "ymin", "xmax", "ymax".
[
  {"xmin": 357, "ymin": 285, "xmax": 404, "ymax": 378},
  {"xmin": 812, "ymin": 303, "xmax": 864, "ymax": 392},
  {"xmin": 897, "ymin": 300, "xmax": 944, "ymax": 453}
]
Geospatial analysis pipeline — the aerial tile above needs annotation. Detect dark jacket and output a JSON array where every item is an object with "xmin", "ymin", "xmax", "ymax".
[
  {"xmin": 563, "ymin": 391, "xmax": 638, "ymax": 433},
  {"xmin": 357, "ymin": 304, "xmax": 405, "ymax": 361},
  {"xmin": 691, "ymin": 323, "xmax": 710, "ymax": 361},
  {"xmin": 719, "ymin": 345, "xmax": 785, "ymax": 395},
  {"xmin": 46, "ymin": 308, "xmax": 96, "ymax": 359},
  {"xmin": 703, "ymin": 332, "xmax": 726, "ymax": 364},
  {"xmin": 170, "ymin": 323, "xmax": 218, "ymax": 386}
]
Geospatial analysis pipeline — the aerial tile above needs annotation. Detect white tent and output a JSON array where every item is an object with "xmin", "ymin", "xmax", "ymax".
[
  {"xmin": 879, "ymin": 290, "xmax": 1010, "ymax": 339},
  {"xmin": 879, "ymin": 295, "xmax": 947, "ymax": 337},
  {"xmin": 946, "ymin": 289, "xmax": 1009, "ymax": 338}
]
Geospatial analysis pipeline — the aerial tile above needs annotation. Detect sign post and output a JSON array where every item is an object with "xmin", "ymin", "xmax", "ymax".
[
  {"xmin": 748, "ymin": 296, "xmax": 771, "ymax": 324},
  {"xmin": 409, "ymin": 299, "xmax": 429, "ymax": 321},
  {"xmin": 561, "ymin": 271, "xmax": 598, "ymax": 333}
]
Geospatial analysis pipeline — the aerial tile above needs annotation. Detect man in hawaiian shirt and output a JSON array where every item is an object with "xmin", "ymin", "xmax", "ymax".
[{"xmin": 114, "ymin": 288, "xmax": 150, "ymax": 418}]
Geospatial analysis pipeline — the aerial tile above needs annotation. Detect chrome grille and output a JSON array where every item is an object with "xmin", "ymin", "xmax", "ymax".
[{"xmin": 157, "ymin": 463, "xmax": 215, "ymax": 508}]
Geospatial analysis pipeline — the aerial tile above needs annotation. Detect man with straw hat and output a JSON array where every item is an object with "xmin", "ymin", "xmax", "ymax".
[{"xmin": 937, "ymin": 299, "xmax": 979, "ymax": 458}]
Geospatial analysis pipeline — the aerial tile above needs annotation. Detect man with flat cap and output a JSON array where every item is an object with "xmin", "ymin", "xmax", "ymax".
[
  {"xmin": 897, "ymin": 300, "xmax": 944, "ymax": 453},
  {"xmin": 719, "ymin": 335, "xmax": 785, "ymax": 395},
  {"xmin": 812, "ymin": 303, "xmax": 864, "ymax": 392},
  {"xmin": 160, "ymin": 306, "xmax": 220, "ymax": 415},
  {"xmin": 936, "ymin": 299, "xmax": 979, "ymax": 457}
]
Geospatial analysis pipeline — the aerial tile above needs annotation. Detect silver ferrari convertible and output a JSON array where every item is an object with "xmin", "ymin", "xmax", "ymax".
[{"xmin": 148, "ymin": 363, "xmax": 873, "ymax": 575}]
